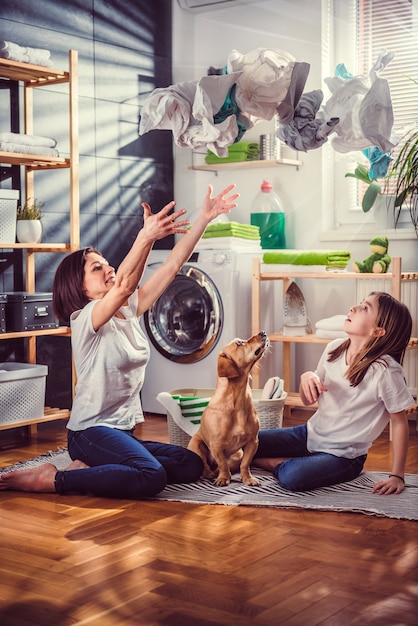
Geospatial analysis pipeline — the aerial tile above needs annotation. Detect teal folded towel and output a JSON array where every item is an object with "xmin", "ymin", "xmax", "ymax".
[
  {"xmin": 205, "ymin": 141, "xmax": 259, "ymax": 164},
  {"xmin": 263, "ymin": 250, "xmax": 351, "ymax": 266}
]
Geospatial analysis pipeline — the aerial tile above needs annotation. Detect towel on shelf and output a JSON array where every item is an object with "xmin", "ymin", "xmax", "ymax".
[
  {"xmin": 205, "ymin": 141, "xmax": 260, "ymax": 164},
  {"xmin": 196, "ymin": 237, "xmax": 262, "ymax": 252},
  {"xmin": 315, "ymin": 314, "xmax": 348, "ymax": 339},
  {"xmin": 0, "ymin": 132, "xmax": 57, "ymax": 148},
  {"xmin": 263, "ymin": 249, "xmax": 351, "ymax": 267},
  {"xmin": 0, "ymin": 142, "xmax": 59, "ymax": 157},
  {"xmin": 203, "ymin": 221, "xmax": 260, "ymax": 240},
  {"xmin": 0, "ymin": 40, "xmax": 52, "ymax": 67}
]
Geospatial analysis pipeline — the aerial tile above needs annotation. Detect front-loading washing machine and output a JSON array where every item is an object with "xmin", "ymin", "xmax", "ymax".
[{"xmin": 139, "ymin": 247, "xmax": 259, "ymax": 413}]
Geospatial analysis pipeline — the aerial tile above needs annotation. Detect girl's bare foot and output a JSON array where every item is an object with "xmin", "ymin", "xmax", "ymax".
[
  {"xmin": 0, "ymin": 463, "xmax": 57, "ymax": 492},
  {"xmin": 64, "ymin": 459, "xmax": 90, "ymax": 471}
]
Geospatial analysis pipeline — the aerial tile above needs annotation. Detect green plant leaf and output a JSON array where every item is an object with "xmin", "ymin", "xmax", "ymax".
[
  {"xmin": 362, "ymin": 181, "xmax": 381, "ymax": 212},
  {"xmin": 345, "ymin": 164, "xmax": 372, "ymax": 184}
]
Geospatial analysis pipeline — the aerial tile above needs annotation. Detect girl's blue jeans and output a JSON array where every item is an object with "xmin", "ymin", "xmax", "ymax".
[
  {"xmin": 254, "ymin": 425, "xmax": 366, "ymax": 492},
  {"xmin": 54, "ymin": 426, "xmax": 203, "ymax": 499}
]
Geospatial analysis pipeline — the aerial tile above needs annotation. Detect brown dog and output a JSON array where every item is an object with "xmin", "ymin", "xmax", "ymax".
[{"xmin": 187, "ymin": 331, "xmax": 269, "ymax": 487}]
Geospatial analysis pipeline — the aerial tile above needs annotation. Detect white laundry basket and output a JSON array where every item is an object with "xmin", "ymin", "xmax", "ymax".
[{"xmin": 157, "ymin": 387, "xmax": 287, "ymax": 447}]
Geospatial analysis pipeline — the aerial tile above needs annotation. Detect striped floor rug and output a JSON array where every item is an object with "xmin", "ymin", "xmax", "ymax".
[{"xmin": 1, "ymin": 448, "xmax": 417, "ymax": 520}]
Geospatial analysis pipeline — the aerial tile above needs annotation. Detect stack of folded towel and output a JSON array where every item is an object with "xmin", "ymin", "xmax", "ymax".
[
  {"xmin": 0, "ymin": 40, "xmax": 53, "ymax": 67},
  {"xmin": 315, "ymin": 315, "xmax": 348, "ymax": 339},
  {"xmin": 263, "ymin": 249, "xmax": 351, "ymax": 269},
  {"xmin": 198, "ymin": 221, "xmax": 262, "ymax": 252},
  {"xmin": 205, "ymin": 141, "xmax": 260, "ymax": 164},
  {"xmin": 0, "ymin": 132, "xmax": 59, "ymax": 157}
]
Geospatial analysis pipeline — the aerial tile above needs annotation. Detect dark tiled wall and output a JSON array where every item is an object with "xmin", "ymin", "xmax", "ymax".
[{"xmin": 0, "ymin": 0, "xmax": 173, "ymax": 408}]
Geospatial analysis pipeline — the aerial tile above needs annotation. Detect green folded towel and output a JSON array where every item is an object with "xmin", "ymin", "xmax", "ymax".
[
  {"xmin": 203, "ymin": 222, "xmax": 260, "ymax": 240},
  {"xmin": 205, "ymin": 141, "xmax": 260, "ymax": 164},
  {"xmin": 263, "ymin": 250, "xmax": 351, "ymax": 266}
]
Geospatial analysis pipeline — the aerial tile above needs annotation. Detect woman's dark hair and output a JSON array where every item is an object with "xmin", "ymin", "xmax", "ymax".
[
  {"xmin": 328, "ymin": 292, "xmax": 412, "ymax": 387},
  {"xmin": 53, "ymin": 247, "xmax": 102, "ymax": 323}
]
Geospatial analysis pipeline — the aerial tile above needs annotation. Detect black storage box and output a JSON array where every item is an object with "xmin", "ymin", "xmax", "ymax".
[
  {"xmin": 5, "ymin": 292, "xmax": 59, "ymax": 331},
  {"xmin": 0, "ymin": 294, "xmax": 6, "ymax": 333}
]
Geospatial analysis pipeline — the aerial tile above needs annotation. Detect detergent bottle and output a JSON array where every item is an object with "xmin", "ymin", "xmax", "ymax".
[{"xmin": 250, "ymin": 179, "xmax": 286, "ymax": 249}]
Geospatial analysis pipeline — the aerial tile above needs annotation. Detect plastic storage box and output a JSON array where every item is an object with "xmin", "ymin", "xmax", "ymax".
[
  {"xmin": 5, "ymin": 292, "xmax": 59, "ymax": 331},
  {"xmin": 0, "ymin": 362, "xmax": 48, "ymax": 425},
  {"xmin": 0, "ymin": 189, "xmax": 19, "ymax": 243}
]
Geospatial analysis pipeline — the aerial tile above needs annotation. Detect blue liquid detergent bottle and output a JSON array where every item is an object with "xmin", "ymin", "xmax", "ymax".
[{"xmin": 250, "ymin": 179, "xmax": 286, "ymax": 249}]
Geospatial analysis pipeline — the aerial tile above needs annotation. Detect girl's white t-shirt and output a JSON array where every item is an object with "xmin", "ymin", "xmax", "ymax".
[
  {"xmin": 67, "ymin": 292, "xmax": 150, "ymax": 431},
  {"xmin": 307, "ymin": 339, "xmax": 414, "ymax": 458}
]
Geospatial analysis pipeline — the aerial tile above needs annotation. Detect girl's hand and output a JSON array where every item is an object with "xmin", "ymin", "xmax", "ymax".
[
  {"xmin": 372, "ymin": 475, "xmax": 405, "ymax": 495},
  {"xmin": 201, "ymin": 184, "xmax": 239, "ymax": 222},
  {"xmin": 141, "ymin": 201, "xmax": 191, "ymax": 242},
  {"xmin": 299, "ymin": 371, "xmax": 327, "ymax": 405}
]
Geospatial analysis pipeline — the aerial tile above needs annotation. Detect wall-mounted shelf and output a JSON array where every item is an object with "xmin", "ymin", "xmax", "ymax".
[{"xmin": 189, "ymin": 157, "xmax": 303, "ymax": 172}]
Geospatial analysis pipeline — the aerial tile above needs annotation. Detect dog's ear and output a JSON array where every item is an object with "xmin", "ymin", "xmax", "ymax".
[{"xmin": 218, "ymin": 352, "xmax": 240, "ymax": 378}]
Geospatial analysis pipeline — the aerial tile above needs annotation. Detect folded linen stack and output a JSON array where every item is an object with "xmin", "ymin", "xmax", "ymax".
[
  {"xmin": 315, "ymin": 315, "xmax": 348, "ymax": 339},
  {"xmin": 0, "ymin": 132, "xmax": 59, "ymax": 158},
  {"xmin": 205, "ymin": 141, "xmax": 260, "ymax": 164},
  {"xmin": 0, "ymin": 40, "xmax": 53, "ymax": 67},
  {"xmin": 263, "ymin": 249, "xmax": 351, "ymax": 269},
  {"xmin": 198, "ymin": 221, "xmax": 262, "ymax": 252}
]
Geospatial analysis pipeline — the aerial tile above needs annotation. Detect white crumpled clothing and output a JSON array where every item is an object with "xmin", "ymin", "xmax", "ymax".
[
  {"xmin": 227, "ymin": 47, "xmax": 296, "ymax": 124},
  {"xmin": 139, "ymin": 47, "xmax": 304, "ymax": 157},
  {"xmin": 139, "ymin": 73, "xmax": 244, "ymax": 157},
  {"xmin": 322, "ymin": 50, "xmax": 400, "ymax": 153}
]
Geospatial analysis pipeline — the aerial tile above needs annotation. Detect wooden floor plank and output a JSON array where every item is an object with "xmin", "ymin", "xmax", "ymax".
[{"xmin": 0, "ymin": 411, "xmax": 417, "ymax": 625}]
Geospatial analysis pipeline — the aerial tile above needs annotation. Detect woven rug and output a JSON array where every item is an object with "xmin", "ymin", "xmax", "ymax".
[{"xmin": 1, "ymin": 448, "xmax": 417, "ymax": 520}]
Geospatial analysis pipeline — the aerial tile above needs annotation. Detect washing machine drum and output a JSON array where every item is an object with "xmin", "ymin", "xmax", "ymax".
[{"xmin": 144, "ymin": 264, "xmax": 224, "ymax": 363}]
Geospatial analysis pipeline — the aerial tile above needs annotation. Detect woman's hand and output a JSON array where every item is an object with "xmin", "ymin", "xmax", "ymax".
[
  {"xmin": 141, "ymin": 201, "xmax": 191, "ymax": 243},
  {"xmin": 201, "ymin": 184, "xmax": 239, "ymax": 222},
  {"xmin": 299, "ymin": 371, "xmax": 327, "ymax": 405},
  {"xmin": 372, "ymin": 475, "xmax": 405, "ymax": 495}
]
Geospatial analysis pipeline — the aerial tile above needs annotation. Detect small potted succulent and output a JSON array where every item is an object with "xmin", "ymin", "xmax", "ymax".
[{"xmin": 16, "ymin": 197, "xmax": 44, "ymax": 243}]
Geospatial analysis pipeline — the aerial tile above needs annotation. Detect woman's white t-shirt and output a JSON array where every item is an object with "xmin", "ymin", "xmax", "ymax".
[
  {"xmin": 67, "ymin": 292, "xmax": 150, "ymax": 431},
  {"xmin": 307, "ymin": 339, "xmax": 414, "ymax": 458}
]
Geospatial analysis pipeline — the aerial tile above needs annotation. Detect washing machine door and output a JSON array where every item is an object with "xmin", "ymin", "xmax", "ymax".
[{"xmin": 144, "ymin": 264, "xmax": 223, "ymax": 363}]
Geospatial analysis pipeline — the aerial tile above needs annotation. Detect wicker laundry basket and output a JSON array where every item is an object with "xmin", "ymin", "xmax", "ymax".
[{"xmin": 160, "ymin": 387, "xmax": 287, "ymax": 448}]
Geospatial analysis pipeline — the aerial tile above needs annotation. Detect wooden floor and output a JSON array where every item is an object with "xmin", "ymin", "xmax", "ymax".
[{"xmin": 0, "ymin": 410, "xmax": 417, "ymax": 626}]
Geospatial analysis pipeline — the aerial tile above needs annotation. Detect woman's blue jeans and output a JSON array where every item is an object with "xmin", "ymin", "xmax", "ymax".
[
  {"xmin": 254, "ymin": 425, "xmax": 366, "ymax": 492},
  {"xmin": 54, "ymin": 426, "xmax": 203, "ymax": 499}
]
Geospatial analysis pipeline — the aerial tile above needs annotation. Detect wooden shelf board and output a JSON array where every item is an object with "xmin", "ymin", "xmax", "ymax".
[
  {"xmin": 0, "ymin": 327, "xmax": 71, "ymax": 340},
  {"xmin": 0, "ymin": 407, "xmax": 70, "ymax": 431},
  {"xmin": 0, "ymin": 243, "xmax": 72, "ymax": 252},
  {"xmin": 0, "ymin": 151, "xmax": 69, "ymax": 168},
  {"xmin": 0, "ymin": 57, "xmax": 68, "ymax": 85},
  {"xmin": 189, "ymin": 157, "xmax": 303, "ymax": 171}
]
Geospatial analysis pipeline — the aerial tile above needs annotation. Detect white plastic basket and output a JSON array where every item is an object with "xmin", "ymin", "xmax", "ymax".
[
  {"xmin": 0, "ymin": 190, "xmax": 19, "ymax": 243},
  {"xmin": 0, "ymin": 362, "xmax": 48, "ymax": 424},
  {"xmin": 157, "ymin": 387, "xmax": 287, "ymax": 447}
]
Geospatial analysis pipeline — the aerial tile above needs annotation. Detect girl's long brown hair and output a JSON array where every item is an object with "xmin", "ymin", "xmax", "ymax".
[
  {"xmin": 328, "ymin": 292, "xmax": 412, "ymax": 387},
  {"xmin": 53, "ymin": 247, "xmax": 102, "ymax": 323}
]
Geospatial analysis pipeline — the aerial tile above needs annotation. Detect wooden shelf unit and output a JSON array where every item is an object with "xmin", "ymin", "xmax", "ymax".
[
  {"xmin": 251, "ymin": 256, "xmax": 418, "ymax": 422},
  {"xmin": 0, "ymin": 51, "xmax": 79, "ymax": 433}
]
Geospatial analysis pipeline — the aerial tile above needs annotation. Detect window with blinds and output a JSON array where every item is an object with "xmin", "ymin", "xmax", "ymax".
[{"xmin": 322, "ymin": 0, "xmax": 418, "ymax": 228}]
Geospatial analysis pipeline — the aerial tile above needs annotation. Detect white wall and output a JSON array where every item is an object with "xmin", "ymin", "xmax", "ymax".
[{"xmin": 172, "ymin": 0, "xmax": 418, "ymax": 389}]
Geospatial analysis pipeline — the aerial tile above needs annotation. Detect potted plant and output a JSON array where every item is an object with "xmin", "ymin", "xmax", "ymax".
[
  {"xmin": 384, "ymin": 127, "xmax": 418, "ymax": 236},
  {"xmin": 16, "ymin": 197, "xmax": 44, "ymax": 243}
]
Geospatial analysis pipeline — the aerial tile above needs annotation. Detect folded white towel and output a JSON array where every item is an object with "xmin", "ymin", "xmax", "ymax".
[
  {"xmin": 0, "ymin": 141, "xmax": 59, "ymax": 157},
  {"xmin": 315, "ymin": 329, "xmax": 348, "ymax": 339},
  {"xmin": 0, "ymin": 132, "xmax": 57, "ymax": 148},
  {"xmin": 0, "ymin": 40, "xmax": 52, "ymax": 67},
  {"xmin": 315, "ymin": 314, "xmax": 347, "ymax": 331}
]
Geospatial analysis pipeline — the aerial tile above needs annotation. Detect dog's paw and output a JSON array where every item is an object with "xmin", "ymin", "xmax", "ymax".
[
  {"xmin": 242, "ymin": 474, "xmax": 260, "ymax": 487},
  {"xmin": 213, "ymin": 475, "xmax": 231, "ymax": 487}
]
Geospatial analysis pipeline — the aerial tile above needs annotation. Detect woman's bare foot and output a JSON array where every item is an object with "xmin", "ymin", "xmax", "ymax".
[
  {"xmin": 0, "ymin": 463, "xmax": 57, "ymax": 492},
  {"xmin": 64, "ymin": 459, "xmax": 90, "ymax": 471}
]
